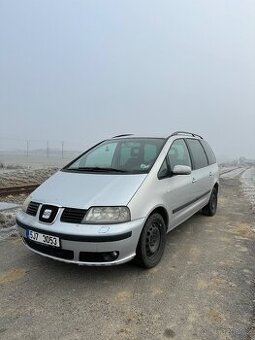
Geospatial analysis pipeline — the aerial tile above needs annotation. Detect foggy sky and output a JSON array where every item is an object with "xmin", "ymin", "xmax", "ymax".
[{"xmin": 0, "ymin": 0, "xmax": 255, "ymax": 159}]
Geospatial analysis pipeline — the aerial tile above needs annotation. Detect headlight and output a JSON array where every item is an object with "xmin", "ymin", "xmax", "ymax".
[
  {"xmin": 82, "ymin": 207, "xmax": 131, "ymax": 224},
  {"xmin": 22, "ymin": 196, "xmax": 31, "ymax": 212}
]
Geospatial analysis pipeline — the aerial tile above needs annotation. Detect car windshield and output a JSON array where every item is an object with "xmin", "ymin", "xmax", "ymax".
[{"xmin": 64, "ymin": 138, "xmax": 166, "ymax": 174}]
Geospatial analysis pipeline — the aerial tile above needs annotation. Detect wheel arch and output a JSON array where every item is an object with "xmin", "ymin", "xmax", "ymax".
[
  {"xmin": 147, "ymin": 206, "xmax": 169, "ymax": 231},
  {"xmin": 135, "ymin": 205, "xmax": 168, "ymax": 268},
  {"xmin": 213, "ymin": 182, "xmax": 219, "ymax": 193}
]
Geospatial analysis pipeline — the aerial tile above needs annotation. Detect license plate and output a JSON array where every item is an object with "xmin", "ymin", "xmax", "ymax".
[{"xmin": 26, "ymin": 229, "xmax": 60, "ymax": 248}]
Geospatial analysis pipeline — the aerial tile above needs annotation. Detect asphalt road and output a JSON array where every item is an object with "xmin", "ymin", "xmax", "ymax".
[{"xmin": 0, "ymin": 175, "xmax": 255, "ymax": 340}]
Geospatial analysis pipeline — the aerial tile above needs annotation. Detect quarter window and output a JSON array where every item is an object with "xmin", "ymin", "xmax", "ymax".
[
  {"xmin": 185, "ymin": 139, "xmax": 208, "ymax": 169},
  {"xmin": 201, "ymin": 140, "xmax": 216, "ymax": 165},
  {"xmin": 158, "ymin": 159, "xmax": 169, "ymax": 178}
]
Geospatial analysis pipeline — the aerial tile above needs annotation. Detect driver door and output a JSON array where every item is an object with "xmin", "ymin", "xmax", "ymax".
[{"xmin": 159, "ymin": 139, "xmax": 198, "ymax": 229}]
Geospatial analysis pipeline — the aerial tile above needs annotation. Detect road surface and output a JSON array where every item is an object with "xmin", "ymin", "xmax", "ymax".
[{"xmin": 0, "ymin": 174, "xmax": 255, "ymax": 340}]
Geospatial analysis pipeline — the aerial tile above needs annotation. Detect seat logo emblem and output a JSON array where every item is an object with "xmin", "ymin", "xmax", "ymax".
[{"xmin": 42, "ymin": 209, "xmax": 52, "ymax": 219}]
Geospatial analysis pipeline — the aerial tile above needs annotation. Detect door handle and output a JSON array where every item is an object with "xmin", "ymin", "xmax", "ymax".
[
  {"xmin": 192, "ymin": 177, "xmax": 197, "ymax": 183},
  {"xmin": 209, "ymin": 172, "xmax": 213, "ymax": 177}
]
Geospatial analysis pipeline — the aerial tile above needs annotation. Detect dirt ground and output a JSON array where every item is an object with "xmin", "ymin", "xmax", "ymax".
[{"xmin": 0, "ymin": 174, "xmax": 255, "ymax": 340}]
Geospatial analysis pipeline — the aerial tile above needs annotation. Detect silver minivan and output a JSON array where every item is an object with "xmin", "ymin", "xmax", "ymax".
[{"xmin": 16, "ymin": 131, "xmax": 219, "ymax": 268}]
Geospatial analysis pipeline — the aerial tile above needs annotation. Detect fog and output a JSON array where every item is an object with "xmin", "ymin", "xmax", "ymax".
[{"xmin": 0, "ymin": 0, "xmax": 254, "ymax": 160}]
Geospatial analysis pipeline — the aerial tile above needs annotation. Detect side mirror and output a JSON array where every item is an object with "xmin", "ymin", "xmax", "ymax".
[{"xmin": 172, "ymin": 165, "xmax": 192, "ymax": 175}]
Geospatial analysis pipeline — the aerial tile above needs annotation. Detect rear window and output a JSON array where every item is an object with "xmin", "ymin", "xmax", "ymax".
[
  {"xmin": 201, "ymin": 140, "xmax": 216, "ymax": 164},
  {"xmin": 185, "ymin": 139, "xmax": 208, "ymax": 170}
]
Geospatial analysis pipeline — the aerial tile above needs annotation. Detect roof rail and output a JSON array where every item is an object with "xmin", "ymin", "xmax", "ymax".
[
  {"xmin": 112, "ymin": 133, "xmax": 134, "ymax": 138},
  {"xmin": 170, "ymin": 131, "xmax": 203, "ymax": 139}
]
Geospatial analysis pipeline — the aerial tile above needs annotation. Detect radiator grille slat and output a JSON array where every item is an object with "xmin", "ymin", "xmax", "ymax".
[
  {"xmin": 61, "ymin": 208, "xmax": 87, "ymax": 224},
  {"xmin": 26, "ymin": 201, "xmax": 40, "ymax": 216}
]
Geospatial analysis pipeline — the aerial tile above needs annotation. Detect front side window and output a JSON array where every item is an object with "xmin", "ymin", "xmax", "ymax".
[
  {"xmin": 167, "ymin": 139, "xmax": 192, "ymax": 170},
  {"xmin": 158, "ymin": 139, "xmax": 191, "ymax": 179},
  {"xmin": 185, "ymin": 139, "xmax": 208, "ymax": 170},
  {"xmin": 65, "ymin": 138, "xmax": 165, "ymax": 174}
]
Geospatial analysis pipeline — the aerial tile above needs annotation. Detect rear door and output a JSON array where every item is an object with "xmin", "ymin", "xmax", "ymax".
[
  {"xmin": 185, "ymin": 138, "xmax": 211, "ymax": 208},
  {"xmin": 200, "ymin": 140, "xmax": 218, "ymax": 188}
]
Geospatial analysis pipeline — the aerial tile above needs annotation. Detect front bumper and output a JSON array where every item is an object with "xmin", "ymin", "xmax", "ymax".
[{"xmin": 16, "ymin": 212, "xmax": 145, "ymax": 266}]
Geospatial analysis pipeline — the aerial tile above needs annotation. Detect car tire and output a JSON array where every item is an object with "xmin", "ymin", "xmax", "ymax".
[
  {"xmin": 202, "ymin": 187, "xmax": 218, "ymax": 216},
  {"xmin": 135, "ymin": 213, "xmax": 166, "ymax": 268}
]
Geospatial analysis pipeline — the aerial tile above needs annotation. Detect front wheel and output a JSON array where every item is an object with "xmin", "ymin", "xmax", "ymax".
[
  {"xmin": 202, "ymin": 187, "xmax": 218, "ymax": 216},
  {"xmin": 135, "ymin": 213, "xmax": 166, "ymax": 268}
]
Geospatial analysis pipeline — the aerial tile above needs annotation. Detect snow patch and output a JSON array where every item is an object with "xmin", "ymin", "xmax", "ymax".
[
  {"xmin": 0, "ymin": 225, "xmax": 18, "ymax": 241},
  {"xmin": 220, "ymin": 167, "xmax": 246, "ymax": 179},
  {"xmin": 241, "ymin": 168, "xmax": 255, "ymax": 214},
  {"xmin": 0, "ymin": 202, "xmax": 20, "ymax": 211}
]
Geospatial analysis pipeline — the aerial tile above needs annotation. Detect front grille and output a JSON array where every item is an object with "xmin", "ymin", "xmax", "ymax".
[
  {"xmin": 60, "ymin": 208, "xmax": 87, "ymax": 224},
  {"xmin": 26, "ymin": 201, "xmax": 40, "ymax": 216},
  {"xmin": 79, "ymin": 251, "xmax": 119, "ymax": 262},
  {"xmin": 24, "ymin": 238, "xmax": 74, "ymax": 260}
]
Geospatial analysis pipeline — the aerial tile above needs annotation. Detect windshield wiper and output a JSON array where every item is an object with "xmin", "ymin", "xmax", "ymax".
[{"xmin": 74, "ymin": 167, "xmax": 127, "ymax": 173}]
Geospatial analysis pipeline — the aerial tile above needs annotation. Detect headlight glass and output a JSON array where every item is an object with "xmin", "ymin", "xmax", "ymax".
[
  {"xmin": 22, "ymin": 196, "xmax": 31, "ymax": 212},
  {"xmin": 83, "ymin": 207, "xmax": 131, "ymax": 224}
]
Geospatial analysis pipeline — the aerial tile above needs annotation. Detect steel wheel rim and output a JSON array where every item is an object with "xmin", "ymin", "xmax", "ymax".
[{"xmin": 145, "ymin": 222, "xmax": 161, "ymax": 257}]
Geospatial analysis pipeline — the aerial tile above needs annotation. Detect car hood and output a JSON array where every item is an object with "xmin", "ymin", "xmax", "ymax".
[{"xmin": 30, "ymin": 170, "xmax": 147, "ymax": 209}]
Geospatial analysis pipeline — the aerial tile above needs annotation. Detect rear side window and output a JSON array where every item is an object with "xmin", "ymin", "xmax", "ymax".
[
  {"xmin": 185, "ymin": 139, "xmax": 208, "ymax": 170},
  {"xmin": 201, "ymin": 140, "xmax": 216, "ymax": 164}
]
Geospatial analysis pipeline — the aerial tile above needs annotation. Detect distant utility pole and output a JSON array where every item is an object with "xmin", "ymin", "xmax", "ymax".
[
  {"xmin": 46, "ymin": 140, "xmax": 49, "ymax": 158},
  {"xmin": 61, "ymin": 141, "xmax": 64, "ymax": 159},
  {"xmin": 26, "ymin": 140, "xmax": 30, "ymax": 168}
]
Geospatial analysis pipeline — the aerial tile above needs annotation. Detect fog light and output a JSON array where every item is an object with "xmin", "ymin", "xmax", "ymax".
[
  {"xmin": 103, "ymin": 251, "xmax": 119, "ymax": 262},
  {"xmin": 79, "ymin": 251, "xmax": 119, "ymax": 262}
]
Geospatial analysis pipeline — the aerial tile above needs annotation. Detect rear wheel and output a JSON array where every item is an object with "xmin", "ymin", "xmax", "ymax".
[
  {"xmin": 135, "ymin": 213, "xmax": 166, "ymax": 268},
  {"xmin": 202, "ymin": 187, "xmax": 218, "ymax": 216}
]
